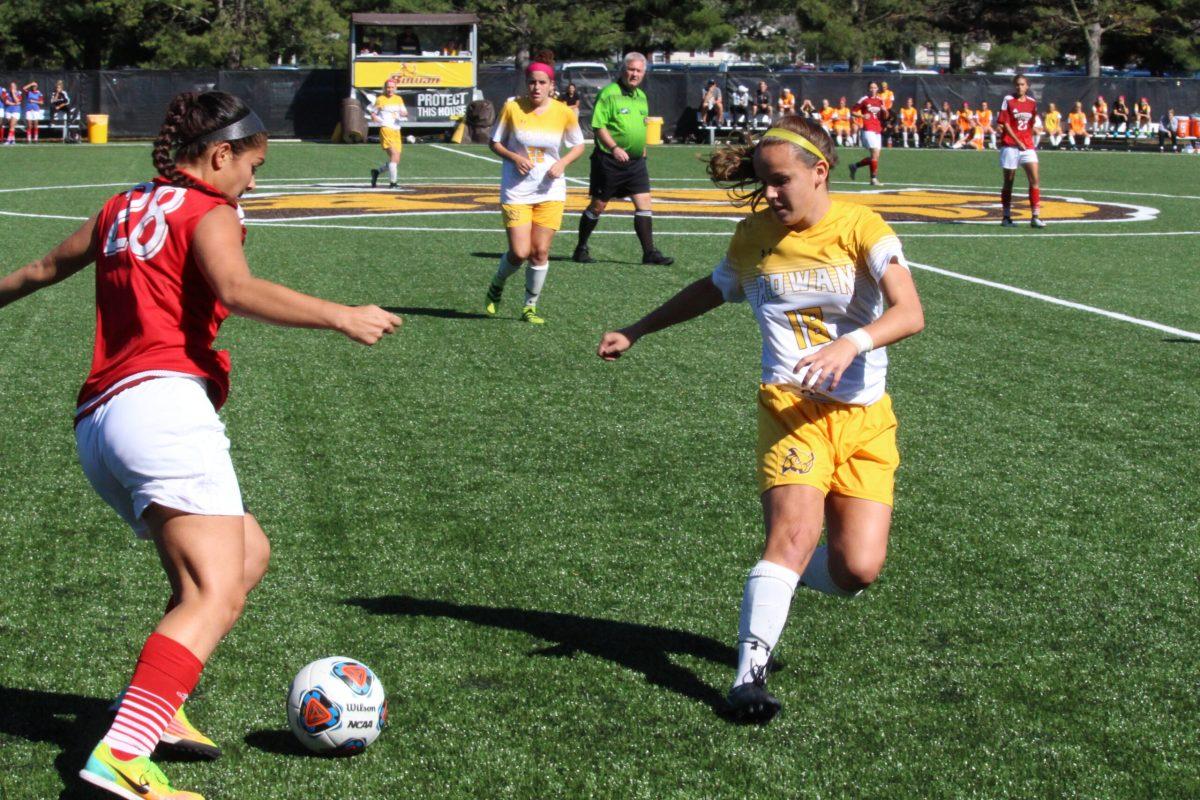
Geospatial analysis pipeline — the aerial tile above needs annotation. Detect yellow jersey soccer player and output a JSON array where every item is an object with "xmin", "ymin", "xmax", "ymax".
[
  {"xmin": 598, "ymin": 116, "xmax": 924, "ymax": 724},
  {"xmin": 485, "ymin": 59, "xmax": 585, "ymax": 324},
  {"xmin": 369, "ymin": 81, "xmax": 408, "ymax": 189}
]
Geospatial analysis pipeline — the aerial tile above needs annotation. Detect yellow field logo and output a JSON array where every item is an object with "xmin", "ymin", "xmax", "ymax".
[{"xmin": 243, "ymin": 185, "xmax": 1155, "ymax": 224}]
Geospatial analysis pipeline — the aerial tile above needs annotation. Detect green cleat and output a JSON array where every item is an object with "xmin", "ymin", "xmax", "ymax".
[
  {"xmin": 485, "ymin": 282, "xmax": 503, "ymax": 316},
  {"xmin": 79, "ymin": 742, "xmax": 204, "ymax": 799},
  {"xmin": 521, "ymin": 305, "xmax": 545, "ymax": 325},
  {"xmin": 159, "ymin": 704, "xmax": 221, "ymax": 760}
]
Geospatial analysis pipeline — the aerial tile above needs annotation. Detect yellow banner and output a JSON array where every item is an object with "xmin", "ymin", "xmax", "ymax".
[{"xmin": 354, "ymin": 61, "xmax": 473, "ymax": 89}]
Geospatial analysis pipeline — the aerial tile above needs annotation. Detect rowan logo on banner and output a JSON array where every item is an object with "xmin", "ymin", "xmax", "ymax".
[{"xmin": 353, "ymin": 60, "xmax": 473, "ymax": 89}]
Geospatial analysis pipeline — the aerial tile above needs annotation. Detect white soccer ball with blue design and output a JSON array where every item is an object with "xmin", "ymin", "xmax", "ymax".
[{"xmin": 287, "ymin": 656, "xmax": 387, "ymax": 755}]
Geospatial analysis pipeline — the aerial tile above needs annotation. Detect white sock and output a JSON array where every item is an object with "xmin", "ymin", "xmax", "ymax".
[
  {"xmin": 493, "ymin": 253, "xmax": 521, "ymax": 285},
  {"xmin": 799, "ymin": 544, "xmax": 862, "ymax": 598},
  {"xmin": 733, "ymin": 559, "xmax": 800, "ymax": 688},
  {"xmin": 387, "ymin": 162, "xmax": 398, "ymax": 183},
  {"xmin": 524, "ymin": 262, "xmax": 548, "ymax": 307}
]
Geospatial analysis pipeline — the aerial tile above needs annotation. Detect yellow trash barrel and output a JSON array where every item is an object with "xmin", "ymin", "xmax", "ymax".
[
  {"xmin": 645, "ymin": 116, "xmax": 663, "ymax": 146},
  {"xmin": 87, "ymin": 114, "xmax": 109, "ymax": 144}
]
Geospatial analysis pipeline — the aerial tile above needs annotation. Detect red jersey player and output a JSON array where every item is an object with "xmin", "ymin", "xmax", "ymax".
[
  {"xmin": 0, "ymin": 90, "xmax": 401, "ymax": 799},
  {"xmin": 848, "ymin": 81, "xmax": 886, "ymax": 185},
  {"xmin": 996, "ymin": 74, "xmax": 1046, "ymax": 228}
]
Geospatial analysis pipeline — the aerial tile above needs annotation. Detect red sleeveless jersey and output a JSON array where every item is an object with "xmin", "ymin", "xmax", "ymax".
[
  {"xmin": 999, "ymin": 95, "xmax": 1037, "ymax": 149},
  {"xmin": 853, "ymin": 96, "xmax": 886, "ymax": 133},
  {"xmin": 78, "ymin": 176, "xmax": 242, "ymax": 415}
]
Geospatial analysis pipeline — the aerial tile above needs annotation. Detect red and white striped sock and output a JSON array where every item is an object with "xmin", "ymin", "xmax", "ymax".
[{"xmin": 102, "ymin": 632, "xmax": 203, "ymax": 760}]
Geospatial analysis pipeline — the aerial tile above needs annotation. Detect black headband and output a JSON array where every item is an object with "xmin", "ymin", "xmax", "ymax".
[{"xmin": 181, "ymin": 109, "xmax": 266, "ymax": 148}]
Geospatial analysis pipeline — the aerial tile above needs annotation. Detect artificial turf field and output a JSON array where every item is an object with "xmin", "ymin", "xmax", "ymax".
[{"xmin": 0, "ymin": 140, "xmax": 1197, "ymax": 799}]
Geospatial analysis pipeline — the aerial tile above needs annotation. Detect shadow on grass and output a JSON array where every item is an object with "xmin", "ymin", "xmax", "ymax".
[
  {"xmin": 243, "ymin": 728, "xmax": 313, "ymax": 757},
  {"xmin": 469, "ymin": 251, "xmax": 573, "ymax": 263},
  {"xmin": 382, "ymin": 306, "xmax": 490, "ymax": 320},
  {"xmin": 0, "ymin": 685, "xmax": 113, "ymax": 798},
  {"xmin": 345, "ymin": 595, "xmax": 743, "ymax": 720},
  {"xmin": 1164, "ymin": 337, "xmax": 1199, "ymax": 344}
]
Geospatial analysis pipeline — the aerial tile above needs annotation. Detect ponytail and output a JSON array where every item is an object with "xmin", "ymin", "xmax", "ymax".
[{"xmin": 705, "ymin": 115, "xmax": 838, "ymax": 209}]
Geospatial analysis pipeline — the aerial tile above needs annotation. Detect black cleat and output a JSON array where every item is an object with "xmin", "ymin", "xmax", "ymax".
[
  {"xmin": 389, "ymin": 182, "xmax": 398, "ymax": 189},
  {"xmin": 727, "ymin": 678, "xmax": 781, "ymax": 725},
  {"xmin": 642, "ymin": 249, "xmax": 674, "ymax": 266},
  {"xmin": 572, "ymin": 245, "xmax": 595, "ymax": 263},
  {"xmin": 370, "ymin": 168, "xmax": 380, "ymax": 188}
]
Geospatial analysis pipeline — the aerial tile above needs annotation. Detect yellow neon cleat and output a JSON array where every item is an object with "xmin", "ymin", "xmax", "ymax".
[{"xmin": 79, "ymin": 742, "xmax": 204, "ymax": 800}]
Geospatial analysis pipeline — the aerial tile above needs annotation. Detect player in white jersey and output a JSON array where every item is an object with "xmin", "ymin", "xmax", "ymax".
[
  {"xmin": 368, "ymin": 81, "xmax": 408, "ymax": 189},
  {"xmin": 484, "ymin": 59, "xmax": 584, "ymax": 324},
  {"xmin": 597, "ymin": 116, "xmax": 924, "ymax": 723}
]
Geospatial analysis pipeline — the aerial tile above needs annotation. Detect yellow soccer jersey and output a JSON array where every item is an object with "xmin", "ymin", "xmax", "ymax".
[
  {"xmin": 492, "ymin": 98, "xmax": 584, "ymax": 204},
  {"xmin": 711, "ymin": 201, "xmax": 908, "ymax": 405},
  {"xmin": 370, "ymin": 95, "xmax": 407, "ymax": 130}
]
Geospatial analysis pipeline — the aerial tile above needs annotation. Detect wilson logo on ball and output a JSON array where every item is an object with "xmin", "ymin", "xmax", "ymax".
[
  {"xmin": 333, "ymin": 661, "xmax": 373, "ymax": 695},
  {"xmin": 300, "ymin": 688, "xmax": 342, "ymax": 734}
]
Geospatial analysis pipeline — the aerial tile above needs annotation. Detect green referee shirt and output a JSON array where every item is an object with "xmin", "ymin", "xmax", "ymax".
[{"xmin": 590, "ymin": 81, "xmax": 649, "ymax": 158}]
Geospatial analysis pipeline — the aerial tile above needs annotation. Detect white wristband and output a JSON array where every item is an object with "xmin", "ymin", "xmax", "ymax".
[{"xmin": 843, "ymin": 328, "xmax": 874, "ymax": 355}]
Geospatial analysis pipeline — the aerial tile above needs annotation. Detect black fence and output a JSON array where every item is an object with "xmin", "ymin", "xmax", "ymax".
[
  {"xmin": 11, "ymin": 69, "xmax": 343, "ymax": 138},
  {"xmin": 7, "ymin": 68, "xmax": 1200, "ymax": 140}
]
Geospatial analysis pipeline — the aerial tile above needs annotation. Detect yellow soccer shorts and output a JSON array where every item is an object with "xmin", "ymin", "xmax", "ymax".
[
  {"xmin": 380, "ymin": 128, "xmax": 403, "ymax": 152},
  {"xmin": 756, "ymin": 383, "xmax": 900, "ymax": 506},
  {"xmin": 501, "ymin": 201, "xmax": 565, "ymax": 231}
]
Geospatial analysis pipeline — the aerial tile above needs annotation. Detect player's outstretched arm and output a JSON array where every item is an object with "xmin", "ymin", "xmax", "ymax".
[
  {"xmin": 795, "ymin": 258, "xmax": 924, "ymax": 391},
  {"xmin": 193, "ymin": 205, "xmax": 401, "ymax": 345},
  {"xmin": 597, "ymin": 275, "xmax": 725, "ymax": 360},
  {"xmin": 0, "ymin": 214, "xmax": 98, "ymax": 310}
]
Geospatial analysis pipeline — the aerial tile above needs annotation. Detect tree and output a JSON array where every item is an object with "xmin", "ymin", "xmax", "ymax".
[
  {"xmin": 1035, "ymin": 0, "xmax": 1157, "ymax": 75},
  {"xmin": 473, "ymin": 0, "xmax": 623, "ymax": 64},
  {"xmin": 792, "ymin": 0, "xmax": 918, "ymax": 71},
  {"xmin": 621, "ymin": 0, "xmax": 736, "ymax": 61}
]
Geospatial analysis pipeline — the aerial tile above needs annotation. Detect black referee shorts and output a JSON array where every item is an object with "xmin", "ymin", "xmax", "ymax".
[{"xmin": 589, "ymin": 149, "xmax": 651, "ymax": 201}]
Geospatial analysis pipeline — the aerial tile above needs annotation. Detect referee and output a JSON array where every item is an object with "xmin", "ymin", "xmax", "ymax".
[{"xmin": 573, "ymin": 52, "xmax": 673, "ymax": 266}]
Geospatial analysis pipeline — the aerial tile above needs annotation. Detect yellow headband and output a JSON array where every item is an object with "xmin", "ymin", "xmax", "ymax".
[{"xmin": 760, "ymin": 128, "xmax": 828, "ymax": 165}]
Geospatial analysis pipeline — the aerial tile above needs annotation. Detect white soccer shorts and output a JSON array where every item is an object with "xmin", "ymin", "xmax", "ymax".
[
  {"xmin": 75, "ymin": 375, "xmax": 243, "ymax": 538},
  {"xmin": 25, "ymin": 110, "xmax": 43, "ymax": 121},
  {"xmin": 860, "ymin": 130, "xmax": 882, "ymax": 150},
  {"xmin": 999, "ymin": 146, "xmax": 1038, "ymax": 170}
]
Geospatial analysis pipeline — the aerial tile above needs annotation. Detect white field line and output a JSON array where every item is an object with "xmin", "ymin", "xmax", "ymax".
[
  {"xmin": 907, "ymin": 261, "xmax": 1200, "ymax": 341},
  {"xmin": 8, "ymin": 205, "xmax": 1193, "ymax": 340},
  {"xmin": 2, "ymin": 172, "xmax": 1198, "ymax": 202},
  {"xmin": 430, "ymin": 143, "xmax": 590, "ymax": 187},
  {"xmin": 7, "ymin": 205, "xmax": 1197, "ymax": 239},
  {"xmin": 904, "ymin": 229, "xmax": 1200, "ymax": 238},
  {"xmin": 0, "ymin": 209, "xmax": 88, "ymax": 221}
]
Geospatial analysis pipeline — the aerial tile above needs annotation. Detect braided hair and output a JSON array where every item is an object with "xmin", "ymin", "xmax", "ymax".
[
  {"xmin": 152, "ymin": 91, "xmax": 268, "ymax": 192},
  {"xmin": 705, "ymin": 115, "xmax": 837, "ymax": 209}
]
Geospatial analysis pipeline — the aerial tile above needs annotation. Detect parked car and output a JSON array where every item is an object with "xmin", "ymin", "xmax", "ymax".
[
  {"xmin": 559, "ymin": 61, "xmax": 609, "ymax": 89},
  {"xmin": 722, "ymin": 61, "xmax": 773, "ymax": 74},
  {"xmin": 776, "ymin": 63, "xmax": 819, "ymax": 73}
]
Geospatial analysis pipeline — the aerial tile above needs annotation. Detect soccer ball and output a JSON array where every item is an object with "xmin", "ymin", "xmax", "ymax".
[{"xmin": 287, "ymin": 656, "xmax": 387, "ymax": 755}]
